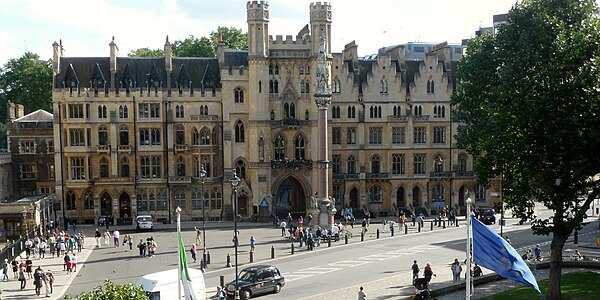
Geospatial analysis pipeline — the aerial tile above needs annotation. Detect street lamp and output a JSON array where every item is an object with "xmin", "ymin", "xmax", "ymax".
[
  {"xmin": 22, "ymin": 207, "xmax": 28, "ymax": 238},
  {"xmin": 229, "ymin": 169, "xmax": 241, "ymax": 300},
  {"xmin": 200, "ymin": 166, "xmax": 207, "ymax": 269}
]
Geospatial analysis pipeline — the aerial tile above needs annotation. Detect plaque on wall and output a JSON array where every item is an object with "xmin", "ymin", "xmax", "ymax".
[{"xmin": 224, "ymin": 129, "xmax": 232, "ymax": 141}]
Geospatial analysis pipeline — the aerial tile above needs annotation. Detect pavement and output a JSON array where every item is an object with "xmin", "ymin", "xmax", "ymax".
[{"xmin": 1, "ymin": 215, "xmax": 597, "ymax": 300}]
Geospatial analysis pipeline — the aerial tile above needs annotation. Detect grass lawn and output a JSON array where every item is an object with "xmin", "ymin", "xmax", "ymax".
[{"xmin": 481, "ymin": 271, "xmax": 600, "ymax": 300}]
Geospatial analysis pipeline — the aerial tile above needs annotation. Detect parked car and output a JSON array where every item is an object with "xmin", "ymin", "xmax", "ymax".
[
  {"xmin": 136, "ymin": 215, "xmax": 154, "ymax": 232},
  {"xmin": 226, "ymin": 265, "xmax": 285, "ymax": 299},
  {"xmin": 478, "ymin": 208, "xmax": 496, "ymax": 225}
]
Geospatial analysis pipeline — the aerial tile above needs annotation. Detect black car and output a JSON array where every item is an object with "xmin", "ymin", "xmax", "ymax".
[
  {"xmin": 478, "ymin": 208, "xmax": 496, "ymax": 225},
  {"xmin": 226, "ymin": 265, "xmax": 285, "ymax": 299}
]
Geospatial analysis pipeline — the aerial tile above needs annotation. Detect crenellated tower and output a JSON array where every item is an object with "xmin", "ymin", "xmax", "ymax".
[
  {"xmin": 247, "ymin": 1, "xmax": 269, "ymax": 58},
  {"xmin": 309, "ymin": 2, "xmax": 332, "ymax": 56}
]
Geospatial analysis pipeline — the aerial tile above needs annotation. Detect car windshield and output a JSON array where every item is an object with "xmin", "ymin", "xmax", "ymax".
[
  {"xmin": 239, "ymin": 270, "xmax": 256, "ymax": 281},
  {"xmin": 138, "ymin": 217, "xmax": 151, "ymax": 222},
  {"xmin": 482, "ymin": 209, "xmax": 494, "ymax": 216}
]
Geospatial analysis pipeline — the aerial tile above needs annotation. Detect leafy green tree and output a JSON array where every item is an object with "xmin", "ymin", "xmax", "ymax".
[
  {"xmin": 128, "ymin": 47, "xmax": 164, "ymax": 57},
  {"xmin": 452, "ymin": 0, "xmax": 600, "ymax": 298},
  {"xmin": 172, "ymin": 35, "xmax": 214, "ymax": 57},
  {"xmin": 63, "ymin": 279, "xmax": 148, "ymax": 300},
  {"xmin": 210, "ymin": 26, "xmax": 248, "ymax": 52}
]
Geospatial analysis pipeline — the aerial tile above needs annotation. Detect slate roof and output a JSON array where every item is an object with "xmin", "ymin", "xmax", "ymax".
[{"xmin": 223, "ymin": 50, "xmax": 248, "ymax": 68}]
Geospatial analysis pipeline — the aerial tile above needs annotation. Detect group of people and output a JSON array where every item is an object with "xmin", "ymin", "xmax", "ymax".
[
  {"xmin": 2, "ymin": 256, "xmax": 55, "ymax": 297},
  {"xmin": 411, "ymin": 258, "xmax": 483, "ymax": 285},
  {"xmin": 23, "ymin": 230, "xmax": 85, "ymax": 260},
  {"xmin": 93, "ymin": 228, "xmax": 135, "ymax": 251}
]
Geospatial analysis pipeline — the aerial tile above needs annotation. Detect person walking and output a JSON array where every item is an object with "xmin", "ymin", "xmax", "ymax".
[
  {"xmin": 451, "ymin": 258, "xmax": 462, "ymax": 282},
  {"xmin": 95, "ymin": 228, "xmax": 102, "ymax": 248},
  {"xmin": 18, "ymin": 266, "xmax": 26, "ymax": 290},
  {"xmin": 357, "ymin": 286, "xmax": 367, "ymax": 300},
  {"xmin": 113, "ymin": 229, "xmax": 120, "ymax": 247},
  {"xmin": 103, "ymin": 229, "xmax": 111, "ymax": 246},
  {"xmin": 424, "ymin": 263, "xmax": 435, "ymax": 283},
  {"xmin": 2, "ymin": 258, "xmax": 9, "ymax": 281},
  {"xmin": 33, "ymin": 266, "xmax": 43, "ymax": 296},
  {"xmin": 138, "ymin": 239, "xmax": 146, "ymax": 257},
  {"xmin": 64, "ymin": 253, "xmax": 71, "ymax": 272},
  {"xmin": 250, "ymin": 236, "xmax": 256, "ymax": 252},
  {"xmin": 71, "ymin": 253, "xmax": 78, "ymax": 272},
  {"xmin": 46, "ymin": 269, "xmax": 54, "ymax": 294},
  {"xmin": 194, "ymin": 226, "xmax": 202, "ymax": 245},
  {"xmin": 412, "ymin": 260, "xmax": 420, "ymax": 283},
  {"xmin": 280, "ymin": 220, "xmax": 287, "ymax": 237},
  {"xmin": 38, "ymin": 239, "xmax": 47, "ymax": 259},
  {"xmin": 190, "ymin": 243, "xmax": 197, "ymax": 263},
  {"xmin": 11, "ymin": 258, "xmax": 19, "ymax": 279},
  {"xmin": 25, "ymin": 256, "xmax": 33, "ymax": 279},
  {"xmin": 126, "ymin": 234, "xmax": 133, "ymax": 251},
  {"xmin": 472, "ymin": 263, "xmax": 483, "ymax": 277}
]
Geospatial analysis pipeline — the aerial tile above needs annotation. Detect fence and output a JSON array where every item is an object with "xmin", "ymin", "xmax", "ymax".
[{"xmin": 0, "ymin": 226, "xmax": 40, "ymax": 262}]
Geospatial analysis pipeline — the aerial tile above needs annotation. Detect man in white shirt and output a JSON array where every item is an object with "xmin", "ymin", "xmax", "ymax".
[
  {"xmin": 331, "ymin": 224, "xmax": 340, "ymax": 241},
  {"xmin": 113, "ymin": 229, "xmax": 120, "ymax": 247},
  {"xmin": 280, "ymin": 221, "xmax": 287, "ymax": 237}
]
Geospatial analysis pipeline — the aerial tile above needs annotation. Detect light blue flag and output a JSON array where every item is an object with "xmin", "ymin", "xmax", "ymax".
[{"xmin": 472, "ymin": 216, "xmax": 541, "ymax": 293}]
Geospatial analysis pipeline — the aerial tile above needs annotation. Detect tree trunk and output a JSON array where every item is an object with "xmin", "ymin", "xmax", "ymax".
[{"xmin": 547, "ymin": 233, "xmax": 568, "ymax": 300}]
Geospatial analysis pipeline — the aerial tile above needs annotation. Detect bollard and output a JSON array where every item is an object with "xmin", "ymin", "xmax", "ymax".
[
  {"xmin": 412, "ymin": 217, "xmax": 416, "ymax": 226},
  {"xmin": 203, "ymin": 252, "xmax": 208, "ymax": 267},
  {"xmin": 438, "ymin": 217, "xmax": 441, "ymax": 227},
  {"xmin": 226, "ymin": 254, "xmax": 231, "ymax": 267},
  {"xmin": 391, "ymin": 226, "xmax": 395, "ymax": 236},
  {"xmin": 405, "ymin": 224, "xmax": 408, "ymax": 235},
  {"xmin": 207, "ymin": 251, "xmax": 211, "ymax": 265},
  {"xmin": 328, "ymin": 236, "xmax": 332, "ymax": 247},
  {"xmin": 377, "ymin": 228, "xmax": 380, "ymax": 239},
  {"xmin": 443, "ymin": 220, "xmax": 446, "ymax": 229},
  {"xmin": 574, "ymin": 230, "xmax": 579, "ymax": 244},
  {"xmin": 456, "ymin": 219, "xmax": 459, "ymax": 227},
  {"xmin": 200, "ymin": 258, "xmax": 205, "ymax": 270},
  {"xmin": 249, "ymin": 251, "xmax": 254, "ymax": 263},
  {"xmin": 361, "ymin": 232, "xmax": 364, "ymax": 241},
  {"xmin": 291, "ymin": 243, "xmax": 294, "ymax": 255},
  {"xmin": 418, "ymin": 222, "xmax": 421, "ymax": 233},
  {"xmin": 345, "ymin": 233, "xmax": 348, "ymax": 244},
  {"xmin": 431, "ymin": 221, "xmax": 434, "ymax": 231},
  {"xmin": 271, "ymin": 246, "xmax": 275, "ymax": 259},
  {"xmin": 220, "ymin": 275, "xmax": 225, "ymax": 288}
]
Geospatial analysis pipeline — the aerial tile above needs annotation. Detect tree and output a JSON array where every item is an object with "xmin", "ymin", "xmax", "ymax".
[
  {"xmin": 452, "ymin": 0, "xmax": 600, "ymax": 298},
  {"xmin": 63, "ymin": 279, "xmax": 148, "ymax": 300},
  {"xmin": 128, "ymin": 47, "xmax": 164, "ymax": 57},
  {"xmin": 128, "ymin": 26, "xmax": 247, "ymax": 58}
]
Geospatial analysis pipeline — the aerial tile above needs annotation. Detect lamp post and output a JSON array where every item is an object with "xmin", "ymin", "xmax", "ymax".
[
  {"xmin": 200, "ymin": 166, "xmax": 207, "ymax": 268},
  {"xmin": 22, "ymin": 207, "xmax": 28, "ymax": 238},
  {"xmin": 229, "ymin": 169, "xmax": 241, "ymax": 300}
]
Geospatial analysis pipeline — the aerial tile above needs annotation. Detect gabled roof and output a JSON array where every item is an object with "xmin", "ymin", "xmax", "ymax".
[{"xmin": 13, "ymin": 109, "xmax": 53, "ymax": 122}]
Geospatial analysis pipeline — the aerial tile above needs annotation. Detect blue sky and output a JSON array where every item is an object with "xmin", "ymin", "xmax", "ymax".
[{"xmin": 0, "ymin": 0, "xmax": 542, "ymax": 63}]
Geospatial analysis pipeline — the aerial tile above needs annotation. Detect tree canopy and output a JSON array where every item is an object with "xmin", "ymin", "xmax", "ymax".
[
  {"xmin": 63, "ymin": 279, "xmax": 148, "ymax": 300},
  {"xmin": 452, "ymin": 0, "xmax": 600, "ymax": 298},
  {"xmin": 128, "ymin": 26, "xmax": 247, "ymax": 58}
]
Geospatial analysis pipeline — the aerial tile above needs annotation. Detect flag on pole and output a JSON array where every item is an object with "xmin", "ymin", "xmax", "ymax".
[
  {"xmin": 178, "ymin": 229, "xmax": 199, "ymax": 299},
  {"xmin": 471, "ymin": 216, "xmax": 541, "ymax": 293}
]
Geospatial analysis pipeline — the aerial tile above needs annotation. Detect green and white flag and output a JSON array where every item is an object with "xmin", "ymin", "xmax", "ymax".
[{"xmin": 178, "ymin": 229, "xmax": 199, "ymax": 299}]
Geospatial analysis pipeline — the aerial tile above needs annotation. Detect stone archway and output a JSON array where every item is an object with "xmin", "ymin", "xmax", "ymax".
[
  {"xmin": 349, "ymin": 187, "xmax": 359, "ymax": 209},
  {"xmin": 100, "ymin": 192, "xmax": 112, "ymax": 216},
  {"xmin": 412, "ymin": 187, "xmax": 421, "ymax": 207},
  {"xmin": 119, "ymin": 193, "xmax": 131, "ymax": 218},
  {"xmin": 396, "ymin": 186, "xmax": 406, "ymax": 208},
  {"xmin": 273, "ymin": 176, "xmax": 307, "ymax": 219},
  {"xmin": 459, "ymin": 186, "xmax": 466, "ymax": 214},
  {"xmin": 237, "ymin": 190, "xmax": 249, "ymax": 217}
]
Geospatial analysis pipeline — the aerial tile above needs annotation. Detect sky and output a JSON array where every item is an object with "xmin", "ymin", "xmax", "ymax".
[{"xmin": 0, "ymin": 0, "xmax": 540, "ymax": 64}]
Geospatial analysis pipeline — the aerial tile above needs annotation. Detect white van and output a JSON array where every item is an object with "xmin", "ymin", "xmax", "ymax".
[
  {"xmin": 136, "ymin": 268, "xmax": 206, "ymax": 300},
  {"xmin": 136, "ymin": 215, "xmax": 154, "ymax": 232}
]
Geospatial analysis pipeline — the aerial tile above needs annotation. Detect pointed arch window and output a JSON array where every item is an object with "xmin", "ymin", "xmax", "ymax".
[
  {"xmin": 211, "ymin": 187, "xmax": 222, "ymax": 209},
  {"xmin": 234, "ymin": 120, "xmax": 245, "ymax": 143},
  {"xmin": 174, "ymin": 189, "xmax": 186, "ymax": 209},
  {"xmin": 332, "ymin": 80, "xmax": 341, "ymax": 93},
  {"xmin": 98, "ymin": 105, "xmax": 107, "ymax": 119},
  {"xmin": 347, "ymin": 106, "xmax": 356, "ymax": 118},
  {"xmin": 119, "ymin": 105, "xmax": 129, "ymax": 118},
  {"xmin": 274, "ymin": 64, "xmax": 279, "ymax": 75},
  {"xmin": 234, "ymin": 87, "xmax": 244, "ymax": 103},
  {"xmin": 392, "ymin": 154, "xmax": 405, "ymax": 175},
  {"xmin": 201, "ymin": 155, "xmax": 211, "ymax": 177},
  {"xmin": 269, "ymin": 65, "xmax": 273, "ymax": 75},
  {"xmin": 235, "ymin": 159, "xmax": 246, "ymax": 179},
  {"xmin": 120, "ymin": 157, "xmax": 130, "ymax": 177},
  {"xmin": 175, "ymin": 105, "xmax": 185, "ymax": 118},
  {"xmin": 332, "ymin": 155, "xmax": 341, "ymax": 174},
  {"xmin": 299, "ymin": 65, "xmax": 304, "ymax": 75},
  {"xmin": 370, "ymin": 155, "xmax": 381, "ymax": 174},
  {"xmin": 300, "ymin": 80, "xmax": 305, "ymax": 94},
  {"xmin": 100, "ymin": 157, "xmax": 109, "ymax": 178},
  {"xmin": 433, "ymin": 183, "xmax": 445, "ymax": 202},
  {"xmin": 284, "ymin": 103, "xmax": 290, "ymax": 118},
  {"xmin": 98, "ymin": 125, "xmax": 108, "ymax": 146},
  {"xmin": 192, "ymin": 127, "xmax": 199, "ymax": 145},
  {"xmin": 193, "ymin": 156, "xmax": 200, "ymax": 177},
  {"xmin": 66, "ymin": 191, "xmax": 76, "ymax": 210},
  {"xmin": 380, "ymin": 80, "xmax": 388, "ymax": 94},
  {"xmin": 274, "ymin": 135, "xmax": 285, "ymax": 160},
  {"xmin": 295, "ymin": 135, "xmax": 305, "ymax": 159},
  {"xmin": 84, "ymin": 191, "xmax": 94, "ymax": 210},
  {"xmin": 305, "ymin": 65, "xmax": 310, "ymax": 74},
  {"xmin": 177, "ymin": 156, "xmax": 185, "ymax": 176},
  {"xmin": 458, "ymin": 154, "xmax": 468, "ymax": 172},
  {"xmin": 200, "ymin": 127, "xmax": 211, "ymax": 145},
  {"xmin": 475, "ymin": 183, "xmax": 486, "ymax": 202},
  {"xmin": 347, "ymin": 155, "xmax": 356, "ymax": 174},
  {"xmin": 175, "ymin": 125, "xmax": 185, "ymax": 145},
  {"xmin": 149, "ymin": 192, "xmax": 156, "ymax": 211},
  {"xmin": 369, "ymin": 184, "xmax": 383, "ymax": 203}
]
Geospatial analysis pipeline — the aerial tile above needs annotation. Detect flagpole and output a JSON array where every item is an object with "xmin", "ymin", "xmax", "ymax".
[
  {"xmin": 176, "ymin": 207, "xmax": 182, "ymax": 300},
  {"xmin": 466, "ymin": 197, "xmax": 473, "ymax": 299}
]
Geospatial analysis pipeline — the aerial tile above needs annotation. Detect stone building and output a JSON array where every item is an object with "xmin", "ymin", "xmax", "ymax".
[{"xmin": 51, "ymin": 1, "xmax": 488, "ymax": 225}]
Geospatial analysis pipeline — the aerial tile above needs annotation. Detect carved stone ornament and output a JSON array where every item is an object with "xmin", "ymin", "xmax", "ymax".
[{"xmin": 314, "ymin": 34, "xmax": 332, "ymax": 108}]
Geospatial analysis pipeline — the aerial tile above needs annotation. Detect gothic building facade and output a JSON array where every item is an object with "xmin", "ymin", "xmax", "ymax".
[{"xmin": 52, "ymin": 1, "xmax": 488, "ymax": 225}]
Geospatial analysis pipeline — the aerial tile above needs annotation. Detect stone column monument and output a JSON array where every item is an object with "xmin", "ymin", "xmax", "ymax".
[{"xmin": 313, "ymin": 34, "xmax": 336, "ymax": 227}]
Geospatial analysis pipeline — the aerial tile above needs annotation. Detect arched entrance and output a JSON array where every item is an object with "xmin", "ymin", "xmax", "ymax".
[
  {"xmin": 274, "ymin": 176, "xmax": 307, "ymax": 219},
  {"xmin": 349, "ymin": 188, "xmax": 359, "ymax": 208},
  {"xmin": 119, "ymin": 193, "xmax": 131, "ymax": 218},
  {"xmin": 396, "ymin": 187, "xmax": 406, "ymax": 207},
  {"xmin": 412, "ymin": 187, "xmax": 421, "ymax": 207},
  {"xmin": 458, "ymin": 186, "xmax": 466, "ymax": 213},
  {"xmin": 100, "ymin": 192, "xmax": 112, "ymax": 216},
  {"xmin": 237, "ymin": 191, "xmax": 249, "ymax": 217}
]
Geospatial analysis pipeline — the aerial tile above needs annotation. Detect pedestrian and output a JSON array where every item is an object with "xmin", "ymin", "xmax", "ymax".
[
  {"xmin": 424, "ymin": 263, "xmax": 435, "ymax": 283},
  {"xmin": 191, "ymin": 243, "xmax": 197, "ymax": 263},
  {"xmin": 63, "ymin": 253, "xmax": 71, "ymax": 272},
  {"xmin": 71, "ymin": 253, "xmax": 78, "ymax": 272},
  {"xmin": 280, "ymin": 220, "xmax": 287, "ymax": 237},
  {"xmin": 250, "ymin": 236, "xmax": 256, "ymax": 252},
  {"xmin": 194, "ymin": 226, "xmax": 202, "ymax": 245},
  {"xmin": 33, "ymin": 267, "xmax": 43, "ymax": 296},
  {"xmin": 103, "ymin": 229, "xmax": 111, "ymax": 246},
  {"xmin": 25, "ymin": 256, "xmax": 33, "ymax": 279},
  {"xmin": 38, "ymin": 239, "xmax": 47, "ymax": 259},
  {"xmin": 299, "ymin": 215, "xmax": 304, "ymax": 226},
  {"xmin": 43, "ymin": 269, "xmax": 51, "ymax": 297},
  {"xmin": 2, "ymin": 258, "xmax": 9, "ymax": 281},
  {"xmin": 451, "ymin": 258, "xmax": 462, "ymax": 282},
  {"xmin": 361, "ymin": 218, "xmax": 368, "ymax": 235},
  {"xmin": 113, "ymin": 229, "xmax": 120, "ymax": 247},
  {"xmin": 11, "ymin": 258, "xmax": 19, "ymax": 279},
  {"xmin": 357, "ymin": 286, "xmax": 367, "ymax": 300},
  {"xmin": 95, "ymin": 228, "xmax": 102, "ymax": 248},
  {"xmin": 138, "ymin": 239, "xmax": 146, "ymax": 257},
  {"xmin": 46, "ymin": 269, "xmax": 54, "ymax": 294},
  {"xmin": 534, "ymin": 244, "xmax": 542, "ymax": 261},
  {"xmin": 126, "ymin": 234, "xmax": 133, "ymax": 251},
  {"xmin": 411, "ymin": 260, "xmax": 420, "ymax": 283},
  {"xmin": 472, "ymin": 263, "xmax": 483, "ymax": 277},
  {"xmin": 18, "ymin": 266, "xmax": 27, "ymax": 290},
  {"xmin": 77, "ymin": 234, "xmax": 84, "ymax": 252}
]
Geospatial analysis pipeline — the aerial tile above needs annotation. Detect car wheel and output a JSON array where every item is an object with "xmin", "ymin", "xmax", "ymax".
[
  {"xmin": 273, "ymin": 283, "xmax": 282, "ymax": 294},
  {"xmin": 241, "ymin": 289, "xmax": 251, "ymax": 299}
]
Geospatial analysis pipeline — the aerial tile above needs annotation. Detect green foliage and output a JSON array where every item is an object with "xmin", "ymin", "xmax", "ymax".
[
  {"xmin": 0, "ymin": 52, "xmax": 53, "ymax": 149},
  {"xmin": 128, "ymin": 26, "xmax": 247, "ymax": 58},
  {"xmin": 453, "ymin": 0, "xmax": 600, "ymax": 233},
  {"xmin": 128, "ymin": 48, "xmax": 164, "ymax": 57},
  {"xmin": 63, "ymin": 279, "xmax": 148, "ymax": 300}
]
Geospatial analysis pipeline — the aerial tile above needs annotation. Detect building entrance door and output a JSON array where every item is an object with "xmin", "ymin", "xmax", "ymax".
[
  {"xmin": 119, "ymin": 193, "xmax": 131, "ymax": 218},
  {"xmin": 100, "ymin": 192, "xmax": 112, "ymax": 216},
  {"xmin": 396, "ymin": 187, "xmax": 406, "ymax": 208},
  {"xmin": 275, "ymin": 177, "xmax": 306, "ymax": 219},
  {"xmin": 349, "ymin": 188, "xmax": 359, "ymax": 209}
]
